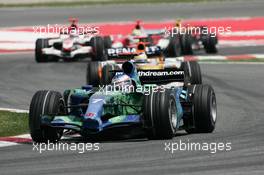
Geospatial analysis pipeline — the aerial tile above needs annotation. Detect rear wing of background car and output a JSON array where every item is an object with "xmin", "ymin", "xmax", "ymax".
[
  {"xmin": 107, "ymin": 46, "xmax": 162, "ymax": 59},
  {"xmin": 145, "ymin": 29, "xmax": 165, "ymax": 36}
]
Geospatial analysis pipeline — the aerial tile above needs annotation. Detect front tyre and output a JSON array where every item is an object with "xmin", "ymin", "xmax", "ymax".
[
  {"xmin": 90, "ymin": 36, "xmax": 107, "ymax": 61},
  {"xmin": 143, "ymin": 89, "xmax": 178, "ymax": 139},
  {"xmin": 186, "ymin": 84, "xmax": 217, "ymax": 133},
  {"xmin": 29, "ymin": 90, "xmax": 65, "ymax": 143},
  {"xmin": 35, "ymin": 39, "xmax": 49, "ymax": 62}
]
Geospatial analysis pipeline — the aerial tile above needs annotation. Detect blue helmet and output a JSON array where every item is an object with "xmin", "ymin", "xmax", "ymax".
[{"xmin": 111, "ymin": 74, "xmax": 132, "ymax": 88}]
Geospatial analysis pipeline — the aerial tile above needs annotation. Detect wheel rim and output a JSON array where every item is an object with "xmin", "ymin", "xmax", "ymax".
[
  {"xmin": 169, "ymin": 98, "xmax": 177, "ymax": 130},
  {"xmin": 211, "ymin": 94, "xmax": 217, "ymax": 122}
]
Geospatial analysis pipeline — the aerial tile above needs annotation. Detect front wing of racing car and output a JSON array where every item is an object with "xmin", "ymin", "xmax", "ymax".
[{"xmin": 42, "ymin": 46, "xmax": 92, "ymax": 58}]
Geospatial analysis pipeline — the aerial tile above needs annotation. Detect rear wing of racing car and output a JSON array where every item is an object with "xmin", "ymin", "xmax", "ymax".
[
  {"xmin": 110, "ymin": 68, "xmax": 185, "ymax": 85},
  {"xmin": 107, "ymin": 45, "xmax": 162, "ymax": 59},
  {"xmin": 137, "ymin": 69, "xmax": 185, "ymax": 85}
]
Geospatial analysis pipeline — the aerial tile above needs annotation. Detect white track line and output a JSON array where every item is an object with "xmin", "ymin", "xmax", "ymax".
[
  {"xmin": 221, "ymin": 30, "xmax": 264, "ymax": 36},
  {"xmin": 199, "ymin": 62, "xmax": 264, "ymax": 65},
  {"xmin": 15, "ymin": 134, "xmax": 31, "ymax": 139},
  {"xmin": 0, "ymin": 141, "xmax": 18, "ymax": 147},
  {"xmin": 185, "ymin": 54, "xmax": 264, "ymax": 61},
  {"xmin": 0, "ymin": 107, "xmax": 28, "ymax": 113}
]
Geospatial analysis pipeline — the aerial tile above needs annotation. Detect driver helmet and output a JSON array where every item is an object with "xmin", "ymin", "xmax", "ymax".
[
  {"xmin": 132, "ymin": 20, "xmax": 143, "ymax": 36},
  {"xmin": 175, "ymin": 19, "xmax": 182, "ymax": 28},
  {"xmin": 131, "ymin": 29, "xmax": 142, "ymax": 36},
  {"xmin": 111, "ymin": 74, "xmax": 134, "ymax": 92},
  {"xmin": 134, "ymin": 52, "xmax": 147, "ymax": 62},
  {"xmin": 68, "ymin": 18, "xmax": 79, "ymax": 36}
]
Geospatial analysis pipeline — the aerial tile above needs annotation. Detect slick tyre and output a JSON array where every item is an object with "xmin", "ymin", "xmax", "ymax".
[
  {"xmin": 103, "ymin": 36, "xmax": 112, "ymax": 49},
  {"xmin": 101, "ymin": 64, "xmax": 120, "ymax": 85},
  {"xmin": 35, "ymin": 39, "xmax": 49, "ymax": 62},
  {"xmin": 143, "ymin": 89, "xmax": 178, "ymax": 139},
  {"xmin": 91, "ymin": 36, "xmax": 107, "ymax": 61},
  {"xmin": 203, "ymin": 34, "xmax": 218, "ymax": 54},
  {"xmin": 167, "ymin": 35, "xmax": 182, "ymax": 57},
  {"xmin": 181, "ymin": 61, "xmax": 202, "ymax": 84},
  {"xmin": 86, "ymin": 61, "xmax": 101, "ymax": 86},
  {"xmin": 186, "ymin": 84, "xmax": 217, "ymax": 133},
  {"xmin": 180, "ymin": 34, "xmax": 193, "ymax": 55},
  {"xmin": 189, "ymin": 61, "xmax": 202, "ymax": 84},
  {"xmin": 29, "ymin": 90, "xmax": 65, "ymax": 143}
]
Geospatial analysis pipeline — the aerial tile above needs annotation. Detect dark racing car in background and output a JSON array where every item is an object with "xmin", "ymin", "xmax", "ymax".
[
  {"xmin": 109, "ymin": 20, "xmax": 218, "ymax": 57},
  {"xmin": 87, "ymin": 41, "xmax": 202, "ymax": 87},
  {"xmin": 178, "ymin": 24, "xmax": 218, "ymax": 54},
  {"xmin": 29, "ymin": 61, "xmax": 217, "ymax": 142}
]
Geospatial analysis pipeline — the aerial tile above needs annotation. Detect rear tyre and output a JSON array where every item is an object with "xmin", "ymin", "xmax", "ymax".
[
  {"xmin": 35, "ymin": 39, "xmax": 49, "ymax": 62},
  {"xmin": 181, "ymin": 61, "xmax": 202, "ymax": 84},
  {"xmin": 29, "ymin": 90, "xmax": 65, "ymax": 143},
  {"xmin": 86, "ymin": 61, "xmax": 102, "ymax": 86},
  {"xmin": 90, "ymin": 36, "xmax": 107, "ymax": 61},
  {"xmin": 143, "ymin": 89, "xmax": 177, "ymax": 139},
  {"xmin": 167, "ymin": 35, "xmax": 182, "ymax": 57},
  {"xmin": 101, "ymin": 64, "xmax": 120, "ymax": 85},
  {"xmin": 103, "ymin": 36, "xmax": 112, "ymax": 49},
  {"xmin": 180, "ymin": 34, "xmax": 193, "ymax": 55},
  {"xmin": 203, "ymin": 34, "xmax": 218, "ymax": 54},
  {"xmin": 189, "ymin": 61, "xmax": 202, "ymax": 84},
  {"xmin": 186, "ymin": 84, "xmax": 217, "ymax": 133}
]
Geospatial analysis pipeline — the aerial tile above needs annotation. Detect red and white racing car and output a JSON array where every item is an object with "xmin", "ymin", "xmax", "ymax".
[{"xmin": 35, "ymin": 18, "xmax": 108, "ymax": 62}]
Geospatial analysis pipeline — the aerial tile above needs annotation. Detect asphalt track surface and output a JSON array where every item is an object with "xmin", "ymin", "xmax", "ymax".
[
  {"xmin": 1, "ymin": 1, "xmax": 264, "ymax": 175},
  {"xmin": 1, "ymin": 49, "xmax": 264, "ymax": 175},
  {"xmin": 0, "ymin": 46, "xmax": 263, "ymax": 110}
]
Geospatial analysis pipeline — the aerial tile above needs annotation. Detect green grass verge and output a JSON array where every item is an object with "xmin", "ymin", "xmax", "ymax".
[
  {"xmin": 0, "ymin": 111, "xmax": 28, "ymax": 137},
  {"xmin": 0, "ymin": 0, "xmax": 225, "ymax": 8}
]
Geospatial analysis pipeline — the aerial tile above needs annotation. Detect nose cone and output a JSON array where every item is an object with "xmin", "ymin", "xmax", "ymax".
[
  {"xmin": 63, "ymin": 39, "xmax": 74, "ymax": 51},
  {"xmin": 82, "ymin": 94, "xmax": 106, "ymax": 132},
  {"xmin": 82, "ymin": 118, "xmax": 100, "ymax": 133}
]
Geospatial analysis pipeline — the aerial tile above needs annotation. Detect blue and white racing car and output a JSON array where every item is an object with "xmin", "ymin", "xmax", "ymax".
[{"xmin": 29, "ymin": 61, "xmax": 217, "ymax": 142}]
